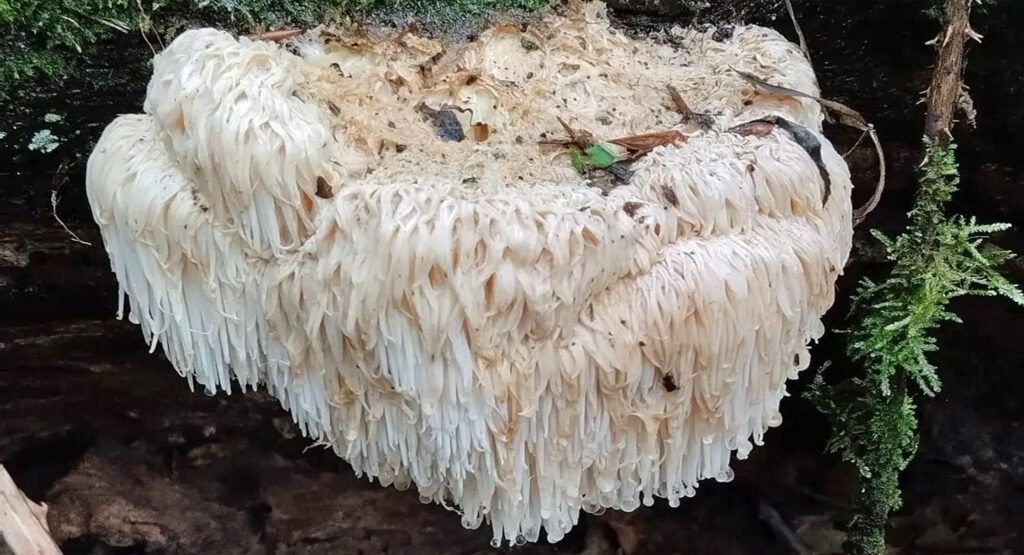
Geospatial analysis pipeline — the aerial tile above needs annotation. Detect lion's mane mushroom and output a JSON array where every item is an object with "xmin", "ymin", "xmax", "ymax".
[{"xmin": 86, "ymin": 1, "xmax": 852, "ymax": 545}]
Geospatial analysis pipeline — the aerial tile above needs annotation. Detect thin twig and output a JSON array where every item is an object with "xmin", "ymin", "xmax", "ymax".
[
  {"xmin": 852, "ymin": 125, "xmax": 886, "ymax": 226},
  {"xmin": 51, "ymin": 192, "xmax": 91, "ymax": 246},
  {"xmin": 51, "ymin": 164, "xmax": 92, "ymax": 246},
  {"xmin": 556, "ymin": 116, "xmax": 577, "ymax": 143},
  {"xmin": 136, "ymin": 0, "xmax": 158, "ymax": 56},
  {"xmin": 540, "ymin": 117, "xmax": 593, "ymax": 150},
  {"xmin": 784, "ymin": 0, "xmax": 812, "ymax": 66},
  {"xmin": 842, "ymin": 128, "xmax": 869, "ymax": 158}
]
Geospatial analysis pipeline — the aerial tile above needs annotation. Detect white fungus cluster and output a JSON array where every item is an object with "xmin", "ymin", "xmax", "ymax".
[{"xmin": 87, "ymin": 1, "xmax": 852, "ymax": 545}]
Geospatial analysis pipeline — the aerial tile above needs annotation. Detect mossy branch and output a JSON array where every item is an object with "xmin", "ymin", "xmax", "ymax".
[{"xmin": 808, "ymin": 1, "xmax": 1022, "ymax": 553}]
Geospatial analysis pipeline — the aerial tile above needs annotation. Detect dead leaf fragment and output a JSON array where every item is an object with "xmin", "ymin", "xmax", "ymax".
[
  {"xmin": 667, "ymin": 85, "xmax": 715, "ymax": 130},
  {"xmin": 729, "ymin": 120, "xmax": 776, "ymax": 137},
  {"xmin": 472, "ymin": 122, "xmax": 489, "ymax": 142},
  {"xmin": 609, "ymin": 130, "xmax": 686, "ymax": 158},
  {"xmin": 315, "ymin": 176, "xmax": 334, "ymax": 199}
]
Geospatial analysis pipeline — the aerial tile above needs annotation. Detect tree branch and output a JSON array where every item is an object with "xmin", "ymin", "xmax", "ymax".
[{"xmin": 924, "ymin": 0, "xmax": 972, "ymax": 143}]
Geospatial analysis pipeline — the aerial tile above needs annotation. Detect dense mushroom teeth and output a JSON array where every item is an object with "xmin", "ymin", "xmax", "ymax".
[{"xmin": 86, "ymin": 0, "xmax": 852, "ymax": 546}]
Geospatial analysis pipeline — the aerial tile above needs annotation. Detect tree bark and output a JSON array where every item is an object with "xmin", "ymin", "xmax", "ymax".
[{"xmin": 923, "ymin": 0, "xmax": 972, "ymax": 142}]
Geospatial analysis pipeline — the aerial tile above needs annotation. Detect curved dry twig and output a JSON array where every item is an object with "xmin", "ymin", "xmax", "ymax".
[
  {"xmin": 852, "ymin": 126, "xmax": 885, "ymax": 226},
  {"xmin": 51, "ymin": 162, "xmax": 92, "ymax": 246}
]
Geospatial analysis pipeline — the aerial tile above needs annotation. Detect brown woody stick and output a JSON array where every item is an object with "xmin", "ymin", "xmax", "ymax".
[{"xmin": 923, "ymin": 0, "xmax": 972, "ymax": 142}]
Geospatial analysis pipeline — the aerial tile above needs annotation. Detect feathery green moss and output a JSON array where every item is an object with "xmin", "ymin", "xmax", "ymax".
[{"xmin": 808, "ymin": 139, "xmax": 1023, "ymax": 554}]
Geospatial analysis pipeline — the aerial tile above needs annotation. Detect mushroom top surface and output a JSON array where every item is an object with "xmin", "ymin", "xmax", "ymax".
[{"xmin": 139, "ymin": 1, "xmax": 827, "ymax": 256}]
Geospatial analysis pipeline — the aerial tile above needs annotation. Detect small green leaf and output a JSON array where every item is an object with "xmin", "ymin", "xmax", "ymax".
[{"xmin": 584, "ymin": 145, "xmax": 616, "ymax": 168}]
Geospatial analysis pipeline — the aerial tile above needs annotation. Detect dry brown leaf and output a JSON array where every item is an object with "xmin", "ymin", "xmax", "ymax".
[
  {"xmin": 609, "ymin": 130, "xmax": 686, "ymax": 157},
  {"xmin": 731, "ymin": 66, "xmax": 869, "ymax": 129}
]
